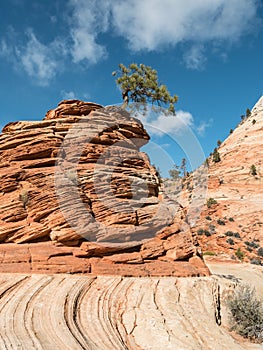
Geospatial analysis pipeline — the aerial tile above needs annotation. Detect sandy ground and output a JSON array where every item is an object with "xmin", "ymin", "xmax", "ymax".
[{"xmin": 206, "ymin": 260, "xmax": 263, "ymax": 297}]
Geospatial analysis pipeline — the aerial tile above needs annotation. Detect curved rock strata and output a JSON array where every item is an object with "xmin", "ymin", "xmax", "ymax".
[{"xmin": 0, "ymin": 273, "xmax": 254, "ymax": 350}]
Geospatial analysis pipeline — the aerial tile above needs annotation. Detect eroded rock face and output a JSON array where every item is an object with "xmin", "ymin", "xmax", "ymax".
[
  {"xmin": 180, "ymin": 96, "xmax": 263, "ymax": 262},
  {"xmin": 0, "ymin": 100, "xmax": 209, "ymax": 275}
]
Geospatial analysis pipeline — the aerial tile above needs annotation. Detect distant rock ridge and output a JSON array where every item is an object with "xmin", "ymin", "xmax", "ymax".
[
  {"xmin": 182, "ymin": 95, "xmax": 263, "ymax": 262},
  {"xmin": 0, "ymin": 100, "xmax": 209, "ymax": 276}
]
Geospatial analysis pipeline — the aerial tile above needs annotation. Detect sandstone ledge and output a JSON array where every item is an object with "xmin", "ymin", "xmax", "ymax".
[{"xmin": 0, "ymin": 242, "xmax": 210, "ymax": 277}]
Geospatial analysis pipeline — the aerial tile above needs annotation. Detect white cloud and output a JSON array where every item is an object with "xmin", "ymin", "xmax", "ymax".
[
  {"xmin": 137, "ymin": 107, "xmax": 213, "ymax": 138},
  {"xmin": 1, "ymin": 29, "xmax": 66, "ymax": 86},
  {"xmin": 196, "ymin": 118, "xmax": 213, "ymax": 136},
  {"xmin": 111, "ymin": 0, "xmax": 259, "ymax": 51},
  {"xmin": 68, "ymin": 0, "xmax": 110, "ymax": 63},
  {"xmin": 139, "ymin": 108, "xmax": 207, "ymax": 171},
  {"xmin": 0, "ymin": 27, "xmax": 18, "ymax": 61},
  {"xmin": 139, "ymin": 110, "xmax": 194, "ymax": 137},
  {"xmin": 0, "ymin": 40, "xmax": 12, "ymax": 58},
  {"xmin": 0, "ymin": 0, "xmax": 259, "ymax": 83},
  {"xmin": 61, "ymin": 90, "xmax": 91, "ymax": 101},
  {"xmin": 70, "ymin": 29, "xmax": 106, "ymax": 64},
  {"xmin": 184, "ymin": 45, "xmax": 206, "ymax": 70},
  {"xmin": 82, "ymin": 92, "xmax": 91, "ymax": 100},
  {"xmin": 17, "ymin": 31, "xmax": 59, "ymax": 86},
  {"xmin": 61, "ymin": 90, "xmax": 77, "ymax": 99},
  {"xmin": 67, "ymin": 0, "xmax": 259, "ymax": 68}
]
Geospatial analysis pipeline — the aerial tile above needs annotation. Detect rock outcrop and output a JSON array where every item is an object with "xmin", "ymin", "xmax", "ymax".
[
  {"xmin": 181, "ymin": 96, "xmax": 263, "ymax": 262},
  {"xmin": 0, "ymin": 100, "xmax": 209, "ymax": 276}
]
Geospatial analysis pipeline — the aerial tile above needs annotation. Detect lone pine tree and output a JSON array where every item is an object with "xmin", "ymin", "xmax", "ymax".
[{"xmin": 113, "ymin": 63, "xmax": 178, "ymax": 114}]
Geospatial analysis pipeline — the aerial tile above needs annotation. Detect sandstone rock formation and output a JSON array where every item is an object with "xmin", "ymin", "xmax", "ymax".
[
  {"xmin": 180, "ymin": 96, "xmax": 263, "ymax": 262},
  {"xmin": 0, "ymin": 100, "xmax": 208, "ymax": 276},
  {"xmin": 1, "ymin": 265, "xmax": 262, "ymax": 350}
]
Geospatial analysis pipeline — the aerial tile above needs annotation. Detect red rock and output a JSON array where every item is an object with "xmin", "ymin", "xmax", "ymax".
[
  {"xmin": 0, "ymin": 100, "xmax": 209, "ymax": 276},
  {"xmin": 90, "ymin": 258, "xmax": 209, "ymax": 277}
]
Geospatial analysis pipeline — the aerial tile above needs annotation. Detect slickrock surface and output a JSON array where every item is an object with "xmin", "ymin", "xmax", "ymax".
[
  {"xmin": 1, "ymin": 264, "xmax": 262, "ymax": 350},
  {"xmin": 0, "ymin": 100, "xmax": 208, "ymax": 276},
  {"xmin": 181, "ymin": 96, "xmax": 263, "ymax": 261}
]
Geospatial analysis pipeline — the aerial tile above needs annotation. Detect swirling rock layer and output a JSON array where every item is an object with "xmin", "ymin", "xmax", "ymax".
[{"xmin": 1, "ymin": 271, "xmax": 260, "ymax": 350}]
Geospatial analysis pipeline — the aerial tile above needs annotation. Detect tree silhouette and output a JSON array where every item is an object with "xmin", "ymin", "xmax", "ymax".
[
  {"xmin": 180, "ymin": 158, "xmax": 187, "ymax": 177},
  {"xmin": 212, "ymin": 148, "xmax": 221, "ymax": 163},
  {"xmin": 169, "ymin": 164, "xmax": 180, "ymax": 180}
]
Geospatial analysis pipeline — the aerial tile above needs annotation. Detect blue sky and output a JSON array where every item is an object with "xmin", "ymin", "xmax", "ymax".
[{"xmin": 0, "ymin": 0, "xmax": 262, "ymax": 176}]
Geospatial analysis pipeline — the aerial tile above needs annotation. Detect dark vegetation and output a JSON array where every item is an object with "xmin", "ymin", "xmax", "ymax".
[{"xmin": 227, "ymin": 284, "xmax": 263, "ymax": 342}]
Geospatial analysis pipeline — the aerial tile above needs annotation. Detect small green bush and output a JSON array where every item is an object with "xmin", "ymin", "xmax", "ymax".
[
  {"xmin": 250, "ymin": 164, "xmax": 257, "ymax": 176},
  {"xmin": 253, "ymin": 242, "xmax": 260, "ymax": 249},
  {"xmin": 203, "ymin": 251, "xmax": 216, "ymax": 256},
  {"xmin": 227, "ymin": 238, "xmax": 235, "ymax": 245},
  {"xmin": 207, "ymin": 198, "xmax": 217, "ymax": 208},
  {"xmin": 197, "ymin": 229, "xmax": 204, "ymax": 235},
  {"xmin": 252, "ymin": 119, "xmax": 256, "ymax": 125},
  {"xmin": 225, "ymin": 231, "xmax": 240, "ymax": 238},
  {"xmin": 204, "ymin": 230, "xmax": 211, "ymax": 237},
  {"xmin": 212, "ymin": 148, "xmax": 221, "ymax": 163},
  {"xmin": 19, "ymin": 190, "xmax": 29, "ymax": 209},
  {"xmin": 257, "ymin": 247, "xmax": 263, "ymax": 257},
  {"xmin": 205, "ymin": 216, "xmax": 212, "ymax": 221},
  {"xmin": 246, "ymin": 108, "xmax": 251, "ymax": 117},
  {"xmin": 208, "ymin": 224, "xmax": 216, "ymax": 233},
  {"xmin": 235, "ymin": 248, "xmax": 245, "ymax": 260},
  {"xmin": 217, "ymin": 219, "xmax": 225, "ymax": 225},
  {"xmin": 250, "ymin": 259, "xmax": 263, "ymax": 266},
  {"xmin": 227, "ymin": 284, "xmax": 263, "ymax": 342},
  {"xmin": 245, "ymin": 241, "xmax": 260, "ymax": 249},
  {"xmin": 229, "ymin": 217, "xmax": 234, "ymax": 222}
]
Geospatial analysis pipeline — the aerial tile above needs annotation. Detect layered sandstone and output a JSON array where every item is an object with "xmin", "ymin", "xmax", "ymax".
[
  {"xmin": 1, "ymin": 265, "xmax": 262, "ymax": 350},
  {"xmin": 181, "ymin": 96, "xmax": 263, "ymax": 262},
  {"xmin": 0, "ymin": 100, "xmax": 208, "ymax": 276}
]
